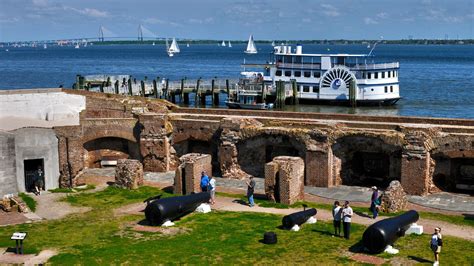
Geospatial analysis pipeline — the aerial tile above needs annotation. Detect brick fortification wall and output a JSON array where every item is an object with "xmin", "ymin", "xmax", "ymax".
[{"xmin": 53, "ymin": 91, "xmax": 474, "ymax": 196}]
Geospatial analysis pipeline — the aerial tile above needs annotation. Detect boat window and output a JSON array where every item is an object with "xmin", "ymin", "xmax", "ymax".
[
  {"xmin": 374, "ymin": 72, "xmax": 379, "ymax": 79},
  {"xmin": 390, "ymin": 86, "xmax": 393, "ymax": 92},
  {"xmin": 384, "ymin": 86, "xmax": 388, "ymax": 93},
  {"xmin": 294, "ymin": 71, "xmax": 301, "ymax": 77},
  {"xmin": 276, "ymin": 56, "xmax": 283, "ymax": 63},
  {"xmin": 284, "ymin": 70, "xmax": 292, "ymax": 77},
  {"xmin": 382, "ymin": 72, "xmax": 385, "ymax": 78},
  {"xmin": 388, "ymin": 71, "xmax": 391, "ymax": 78},
  {"xmin": 362, "ymin": 72, "xmax": 366, "ymax": 79},
  {"xmin": 294, "ymin": 56, "xmax": 302, "ymax": 64},
  {"xmin": 284, "ymin": 55, "xmax": 292, "ymax": 64},
  {"xmin": 312, "ymin": 86, "xmax": 319, "ymax": 93},
  {"xmin": 303, "ymin": 85, "xmax": 310, "ymax": 93},
  {"xmin": 304, "ymin": 71, "xmax": 311, "ymax": 78},
  {"xmin": 276, "ymin": 70, "xmax": 282, "ymax": 76},
  {"xmin": 313, "ymin": 71, "xmax": 321, "ymax": 78},
  {"xmin": 367, "ymin": 72, "xmax": 371, "ymax": 79}
]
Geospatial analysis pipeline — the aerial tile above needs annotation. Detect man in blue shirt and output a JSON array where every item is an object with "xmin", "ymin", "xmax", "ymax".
[{"xmin": 200, "ymin": 171, "xmax": 210, "ymax": 192}]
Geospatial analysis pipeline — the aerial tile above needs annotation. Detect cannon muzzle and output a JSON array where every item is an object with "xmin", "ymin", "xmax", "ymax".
[
  {"xmin": 362, "ymin": 210, "xmax": 419, "ymax": 254},
  {"xmin": 282, "ymin": 208, "xmax": 317, "ymax": 229},
  {"xmin": 145, "ymin": 192, "xmax": 211, "ymax": 225}
]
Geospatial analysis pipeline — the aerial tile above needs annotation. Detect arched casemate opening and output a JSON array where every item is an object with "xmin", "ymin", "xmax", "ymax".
[
  {"xmin": 83, "ymin": 137, "xmax": 141, "ymax": 168},
  {"xmin": 236, "ymin": 134, "xmax": 306, "ymax": 177},
  {"xmin": 173, "ymin": 138, "xmax": 219, "ymax": 175},
  {"xmin": 332, "ymin": 135, "xmax": 401, "ymax": 188},
  {"xmin": 432, "ymin": 152, "xmax": 474, "ymax": 194}
]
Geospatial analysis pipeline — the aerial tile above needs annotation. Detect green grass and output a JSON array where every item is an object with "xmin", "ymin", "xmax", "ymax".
[
  {"xmin": 18, "ymin": 193, "xmax": 36, "ymax": 212},
  {"xmin": 0, "ymin": 187, "xmax": 472, "ymax": 264},
  {"xmin": 217, "ymin": 192, "xmax": 474, "ymax": 228},
  {"xmin": 49, "ymin": 185, "xmax": 96, "ymax": 193}
]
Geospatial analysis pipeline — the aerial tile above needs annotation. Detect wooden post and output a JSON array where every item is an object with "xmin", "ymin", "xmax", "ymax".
[
  {"xmin": 141, "ymin": 80, "xmax": 145, "ymax": 96},
  {"xmin": 349, "ymin": 79, "xmax": 357, "ymax": 107},
  {"xmin": 181, "ymin": 78, "xmax": 185, "ymax": 102},
  {"xmin": 78, "ymin": 75, "xmax": 85, "ymax": 90},
  {"xmin": 153, "ymin": 79, "xmax": 158, "ymax": 98},
  {"xmin": 99, "ymin": 82, "xmax": 104, "ymax": 93},
  {"xmin": 114, "ymin": 80, "xmax": 119, "ymax": 94},
  {"xmin": 106, "ymin": 77, "xmax": 111, "ymax": 87},
  {"xmin": 165, "ymin": 79, "xmax": 169, "ymax": 100},
  {"xmin": 261, "ymin": 81, "xmax": 266, "ymax": 102},
  {"xmin": 195, "ymin": 78, "xmax": 201, "ymax": 106},
  {"xmin": 156, "ymin": 76, "xmax": 161, "ymax": 98},
  {"xmin": 128, "ymin": 78, "xmax": 133, "ymax": 96},
  {"xmin": 291, "ymin": 79, "xmax": 298, "ymax": 105}
]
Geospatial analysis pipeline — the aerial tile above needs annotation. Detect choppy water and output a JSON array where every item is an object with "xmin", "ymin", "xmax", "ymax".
[{"xmin": 0, "ymin": 44, "xmax": 473, "ymax": 119}]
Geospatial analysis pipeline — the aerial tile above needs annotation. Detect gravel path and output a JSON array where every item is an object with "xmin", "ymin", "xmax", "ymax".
[{"xmin": 33, "ymin": 192, "xmax": 91, "ymax": 220}]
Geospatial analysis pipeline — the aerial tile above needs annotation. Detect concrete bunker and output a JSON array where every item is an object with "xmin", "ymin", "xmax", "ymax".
[
  {"xmin": 332, "ymin": 135, "xmax": 401, "ymax": 188},
  {"xmin": 83, "ymin": 137, "xmax": 141, "ymax": 168},
  {"xmin": 236, "ymin": 134, "xmax": 306, "ymax": 177}
]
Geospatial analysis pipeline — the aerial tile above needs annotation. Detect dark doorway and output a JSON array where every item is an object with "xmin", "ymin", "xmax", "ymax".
[
  {"xmin": 181, "ymin": 167, "xmax": 187, "ymax": 195},
  {"xmin": 24, "ymin": 159, "xmax": 44, "ymax": 192},
  {"xmin": 274, "ymin": 172, "xmax": 281, "ymax": 203}
]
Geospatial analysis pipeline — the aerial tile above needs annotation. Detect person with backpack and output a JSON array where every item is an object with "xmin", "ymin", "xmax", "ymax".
[
  {"xmin": 370, "ymin": 186, "xmax": 380, "ymax": 219},
  {"xmin": 209, "ymin": 176, "xmax": 216, "ymax": 205},
  {"xmin": 200, "ymin": 171, "xmax": 209, "ymax": 192},
  {"xmin": 246, "ymin": 176, "xmax": 256, "ymax": 207},
  {"xmin": 431, "ymin": 227, "xmax": 443, "ymax": 266},
  {"xmin": 332, "ymin": 201, "xmax": 342, "ymax": 237}
]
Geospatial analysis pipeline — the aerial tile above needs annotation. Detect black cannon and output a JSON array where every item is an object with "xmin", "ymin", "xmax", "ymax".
[
  {"xmin": 282, "ymin": 207, "xmax": 317, "ymax": 229},
  {"xmin": 145, "ymin": 192, "xmax": 211, "ymax": 226},
  {"xmin": 362, "ymin": 210, "xmax": 419, "ymax": 254}
]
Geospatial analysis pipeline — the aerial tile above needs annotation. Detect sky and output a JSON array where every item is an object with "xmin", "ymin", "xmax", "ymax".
[{"xmin": 0, "ymin": 0, "xmax": 473, "ymax": 41}]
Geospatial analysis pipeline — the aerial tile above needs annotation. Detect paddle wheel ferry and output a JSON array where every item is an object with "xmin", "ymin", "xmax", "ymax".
[{"xmin": 246, "ymin": 44, "xmax": 401, "ymax": 105}]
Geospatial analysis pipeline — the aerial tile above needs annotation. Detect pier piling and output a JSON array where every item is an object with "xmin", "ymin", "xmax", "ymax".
[
  {"xmin": 291, "ymin": 79, "xmax": 298, "ymax": 105},
  {"xmin": 114, "ymin": 80, "xmax": 119, "ymax": 94},
  {"xmin": 141, "ymin": 80, "xmax": 145, "ymax": 96},
  {"xmin": 153, "ymin": 79, "xmax": 158, "ymax": 98},
  {"xmin": 128, "ymin": 78, "xmax": 132, "ymax": 96}
]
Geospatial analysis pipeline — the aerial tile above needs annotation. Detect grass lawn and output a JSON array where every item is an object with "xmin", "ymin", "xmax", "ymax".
[
  {"xmin": 0, "ymin": 187, "xmax": 473, "ymax": 265},
  {"xmin": 217, "ymin": 192, "xmax": 474, "ymax": 228},
  {"xmin": 19, "ymin": 193, "xmax": 36, "ymax": 212}
]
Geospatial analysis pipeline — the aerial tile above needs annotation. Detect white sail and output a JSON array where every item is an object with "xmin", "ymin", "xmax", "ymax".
[
  {"xmin": 169, "ymin": 38, "xmax": 180, "ymax": 52},
  {"xmin": 245, "ymin": 35, "xmax": 257, "ymax": 54},
  {"xmin": 221, "ymin": 41, "xmax": 226, "ymax": 47},
  {"xmin": 271, "ymin": 41, "xmax": 275, "ymax": 46},
  {"xmin": 228, "ymin": 41, "xmax": 232, "ymax": 47}
]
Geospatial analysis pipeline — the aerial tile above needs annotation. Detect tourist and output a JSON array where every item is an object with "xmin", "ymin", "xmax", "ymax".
[
  {"xmin": 342, "ymin": 201, "xmax": 353, "ymax": 239},
  {"xmin": 209, "ymin": 176, "xmax": 216, "ymax": 205},
  {"xmin": 431, "ymin": 227, "xmax": 443, "ymax": 266},
  {"xmin": 33, "ymin": 166, "xmax": 44, "ymax": 196},
  {"xmin": 246, "ymin": 176, "xmax": 256, "ymax": 207},
  {"xmin": 332, "ymin": 201, "xmax": 342, "ymax": 236},
  {"xmin": 200, "ymin": 171, "xmax": 209, "ymax": 192},
  {"xmin": 370, "ymin": 186, "xmax": 380, "ymax": 219}
]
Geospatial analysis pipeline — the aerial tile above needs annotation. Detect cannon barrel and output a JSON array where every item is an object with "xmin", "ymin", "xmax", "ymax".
[
  {"xmin": 282, "ymin": 208, "xmax": 317, "ymax": 229},
  {"xmin": 145, "ymin": 192, "xmax": 211, "ymax": 225},
  {"xmin": 363, "ymin": 210, "xmax": 419, "ymax": 254}
]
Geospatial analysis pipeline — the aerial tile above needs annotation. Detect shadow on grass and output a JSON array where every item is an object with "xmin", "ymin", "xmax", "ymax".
[
  {"xmin": 137, "ymin": 219, "xmax": 151, "ymax": 226},
  {"xmin": 463, "ymin": 213, "xmax": 474, "ymax": 220},
  {"xmin": 312, "ymin": 228, "xmax": 338, "ymax": 237},
  {"xmin": 349, "ymin": 240, "xmax": 366, "ymax": 253},
  {"xmin": 408, "ymin": 256, "xmax": 432, "ymax": 263},
  {"xmin": 354, "ymin": 211, "xmax": 372, "ymax": 219},
  {"xmin": 106, "ymin": 181, "xmax": 116, "ymax": 186},
  {"xmin": 162, "ymin": 186, "xmax": 174, "ymax": 194}
]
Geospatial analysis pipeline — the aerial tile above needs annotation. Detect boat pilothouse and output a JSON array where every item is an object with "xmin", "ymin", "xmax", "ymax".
[{"xmin": 259, "ymin": 44, "xmax": 401, "ymax": 105}]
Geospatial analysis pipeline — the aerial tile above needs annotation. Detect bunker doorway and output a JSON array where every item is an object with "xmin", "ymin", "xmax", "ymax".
[{"xmin": 24, "ymin": 158, "xmax": 44, "ymax": 192}]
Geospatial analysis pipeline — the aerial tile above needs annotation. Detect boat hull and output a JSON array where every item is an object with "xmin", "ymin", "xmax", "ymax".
[
  {"xmin": 288, "ymin": 97, "xmax": 401, "ymax": 106},
  {"xmin": 225, "ymin": 101, "xmax": 272, "ymax": 110}
]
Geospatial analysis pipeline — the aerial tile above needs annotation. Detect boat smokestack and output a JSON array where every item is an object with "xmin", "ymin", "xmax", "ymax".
[
  {"xmin": 282, "ymin": 45, "xmax": 287, "ymax": 54},
  {"xmin": 287, "ymin": 46, "xmax": 291, "ymax": 54},
  {"xmin": 296, "ymin": 44, "xmax": 302, "ymax": 55}
]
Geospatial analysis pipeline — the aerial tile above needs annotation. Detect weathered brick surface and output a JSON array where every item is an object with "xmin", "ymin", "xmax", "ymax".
[
  {"xmin": 265, "ymin": 156, "xmax": 305, "ymax": 205},
  {"xmin": 115, "ymin": 159, "xmax": 144, "ymax": 189},
  {"xmin": 174, "ymin": 153, "xmax": 212, "ymax": 195}
]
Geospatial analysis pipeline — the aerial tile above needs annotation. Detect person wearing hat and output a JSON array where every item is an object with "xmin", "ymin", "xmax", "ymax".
[
  {"xmin": 370, "ymin": 186, "xmax": 380, "ymax": 219},
  {"xmin": 430, "ymin": 227, "xmax": 442, "ymax": 265}
]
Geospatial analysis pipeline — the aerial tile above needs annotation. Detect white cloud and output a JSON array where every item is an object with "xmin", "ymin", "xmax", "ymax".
[
  {"xmin": 302, "ymin": 18, "xmax": 311, "ymax": 23},
  {"xmin": 0, "ymin": 17, "xmax": 20, "ymax": 23},
  {"xmin": 320, "ymin": 3, "xmax": 340, "ymax": 17},
  {"xmin": 364, "ymin": 17, "xmax": 378, "ymax": 24},
  {"xmin": 32, "ymin": 0, "xmax": 48, "ymax": 7},
  {"xmin": 188, "ymin": 17, "xmax": 214, "ymax": 24},
  {"xmin": 70, "ymin": 7, "xmax": 109, "ymax": 18},
  {"xmin": 376, "ymin": 12, "xmax": 388, "ymax": 19}
]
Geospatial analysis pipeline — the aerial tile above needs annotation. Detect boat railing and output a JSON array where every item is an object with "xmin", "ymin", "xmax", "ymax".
[
  {"xmin": 348, "ymin": 62, "xmax": 399, "ymax": 70},
  {"xmin": 276, "ymin": 62, "xmax": 321, "ymax": 69}
]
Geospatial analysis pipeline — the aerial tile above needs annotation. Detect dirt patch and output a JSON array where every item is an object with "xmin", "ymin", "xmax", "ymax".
[
  {"xmin": 131, "ymin": 224, "xmax": 190, "ymax": 236},
  {"xmin": 114, "ymin": 202, "xmax": 146, "ymax": 217},
  {"xmin": 0, "ymin": 248, "xmax": 57, "ymax": 265},
  {"xmin": 0, "ymin": 211, "xmax": 28, "ymax": 226},
  {"xmin": 350, "ymin": 254, "xmax": 385, "ymax": 265},
  {"xmin": 34, "ymin": 192, "xmax": 91, "ymax": 220}
]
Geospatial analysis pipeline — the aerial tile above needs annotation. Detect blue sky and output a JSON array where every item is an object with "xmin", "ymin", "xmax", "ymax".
[{"xmin": 0, "ymin": 0, "xmax": 473, "ymax": 41}]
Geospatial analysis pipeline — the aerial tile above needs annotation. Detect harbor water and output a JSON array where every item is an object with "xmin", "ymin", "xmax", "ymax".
[{"xmin": 0, "ymin": 44, "xmax": 473, "ymax": 119}]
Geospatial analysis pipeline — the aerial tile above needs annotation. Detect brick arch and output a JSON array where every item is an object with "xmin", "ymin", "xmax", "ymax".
[
  {"xmin": 82, "ymin": 136, "xmax": 141, "ymax": 168},
  {"xmin": 331, "ymin": 134, "xmax": 402, "ymax": 188},
  {"xmin": 235, "ymin": 132, "xmax": 308, "ymax": 178},
  {"xmin": 82, "ymin": 130, "xmax": 137, "ymax": 144},
  {"xmin": 430, "ymin": 149, "xmax": 474, "ymax": 194}
]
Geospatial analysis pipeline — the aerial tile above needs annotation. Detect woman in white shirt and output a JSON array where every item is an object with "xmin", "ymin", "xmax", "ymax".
[
  {"xmin": 431, "ymin": 227, "xmax": 442, "ymax": 265},
  {"xmin": 209, "ymin": 177, "xmax": 216, "ymax": 205},
  {"xmin": 342, "ymin": 201, "xmax": 353, "ymax": 239}
]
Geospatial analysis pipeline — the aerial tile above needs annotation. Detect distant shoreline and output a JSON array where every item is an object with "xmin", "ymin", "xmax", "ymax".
[{"xmin": 2, "ymin": 39, "xmax": 473, "ymax": 46}]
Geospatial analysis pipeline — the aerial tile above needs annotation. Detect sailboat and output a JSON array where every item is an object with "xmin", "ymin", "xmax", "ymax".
[
  {"xmin": 271, "ymin": 41, "xmax": 275, "ymax": 46},
  {"xmin": 187, "ymin": 43, "xmax": 190, "ymax": 47},
  {"xmin": 244, "ymin": 35, "xmax": 257, "ymax": 54},
  {"xmin": 221, "ymin": 41, "xmax": 226, "ymax": 47},
  {"xmin": 74, "ymin": 43, "xmax": 80, "ymax": 49},
  {"xmin": 167, "ymin": 37, "xmax": 180, "ymax": 57},
  {"xmin": 43, "ymin": 44, "xmax": 47, "ymax": 49},
  {"xmin": 228, "ymin": 41, "xmax": 232, "ymax": 48},
  {"xmin": 152, "ymin": 42, "xmax": 156, "ymax": 46}
]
